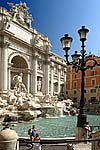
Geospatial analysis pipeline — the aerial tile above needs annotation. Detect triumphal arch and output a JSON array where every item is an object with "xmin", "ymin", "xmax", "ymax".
[{"xmin": 0, "ymin": 2, "xmax": 66, "ymax": 101}]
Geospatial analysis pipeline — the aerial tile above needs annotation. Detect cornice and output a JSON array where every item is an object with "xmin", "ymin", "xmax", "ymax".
[{"xmin": 0, "ymin": 29, "xmax": 33, "ymax": 49}]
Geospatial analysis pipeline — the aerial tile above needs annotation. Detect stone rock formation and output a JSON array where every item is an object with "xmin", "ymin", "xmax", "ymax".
[{"xmin": 0, "ymin": 73, "xmax": 77, "ymax": 123}]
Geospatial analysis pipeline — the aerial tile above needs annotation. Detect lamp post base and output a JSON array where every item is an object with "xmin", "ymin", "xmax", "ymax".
[{"xmin": 77, "ymin": 113, "xmax": 87, "ymax": 127}]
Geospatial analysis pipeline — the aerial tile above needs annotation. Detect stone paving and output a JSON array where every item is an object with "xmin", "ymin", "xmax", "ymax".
[{"xmin": 73, "ymin": 143, "xmax": 91, "ymax": 150}]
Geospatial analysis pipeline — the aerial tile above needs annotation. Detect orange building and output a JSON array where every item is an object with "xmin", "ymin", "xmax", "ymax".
[{"xmin": 66, "ymin": 54, "xmax": 100, "ymax": 104}]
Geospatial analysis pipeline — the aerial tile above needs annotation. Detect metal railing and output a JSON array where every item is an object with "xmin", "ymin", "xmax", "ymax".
[{"xmin": 18, "ymin": 137, "xmax": 100, "ymax": 150}]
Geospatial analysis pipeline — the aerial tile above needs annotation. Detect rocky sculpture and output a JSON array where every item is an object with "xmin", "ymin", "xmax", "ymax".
[
  {"xmin": 0, "ymin": 72, "xmax": 77, "ymax": 122},
  {"xmin": 7, "ymin": 73, "xmax": 28, "ymax": 105},
  {"xmin": 0, "ymin": 73, "xmax": 42, "ymax": 122}
]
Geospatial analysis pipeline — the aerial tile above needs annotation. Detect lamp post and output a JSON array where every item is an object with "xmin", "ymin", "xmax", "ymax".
[{"xmin": 60, "ymin": 26, "xmax": 100, "ymax": 128}]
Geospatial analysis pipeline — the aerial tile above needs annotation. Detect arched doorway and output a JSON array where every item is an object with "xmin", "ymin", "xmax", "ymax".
[{"xmin": 10, "ymin": 55, "xmax": 28, "ymax": 90}]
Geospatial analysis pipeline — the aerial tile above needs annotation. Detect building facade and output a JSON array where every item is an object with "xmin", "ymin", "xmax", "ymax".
[
  {"xmin": 0, "ymin": 2, "xmax": 66, "ymax": 100},
  {"xmin": 67, "ymin": 54, "xmax": 100, "ymax": 104}
]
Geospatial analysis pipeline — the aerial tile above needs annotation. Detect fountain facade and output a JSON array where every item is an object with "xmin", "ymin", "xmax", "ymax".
[
  {"xmin": 0, "ymin": 2, "xmax": 77, "ymax": 122},
  {"xmin": 0, "ymin": 2, "xmax": 66, "ymax": 99}
]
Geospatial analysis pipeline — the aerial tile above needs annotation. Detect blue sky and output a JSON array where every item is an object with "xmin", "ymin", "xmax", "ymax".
[{"xmin": 1, "ymin": 0, "xmax": 100, "ymax": 59}]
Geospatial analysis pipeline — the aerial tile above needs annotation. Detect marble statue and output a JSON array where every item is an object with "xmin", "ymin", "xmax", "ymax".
[
  {"xmin": 37, "ymin": 80, "xmax": 42, "ymax": 92},
  {"xmin": 7, "ymin": 1, "xmax": 32, "ymax": 28},
  {"xmin": 0, "ymin": 7, "xmax": 10, "ymax": 30},
  {"xmin": 13, "ymin": 73, "xmax": 27, "ymax": 93}
]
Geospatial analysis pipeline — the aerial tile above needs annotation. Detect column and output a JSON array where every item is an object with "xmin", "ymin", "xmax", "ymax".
[
  {"xmin": 27, "ymin": 70, "xmax": 31, "ymax": 93},
  {"xmin": 32, "ymin": 55, "xmax": 38, "ymax": 96},
  {"xmin": 0, "ymin": 42, "xmax": 9, "ymax": 94},
  {"xmin": 8, "ymin": 63, "xmax": 12, "ymax": 90},
  {"xmin": 58, "ymin": 65, "xmax": 61, "ymax": 95},
  {"xmin": 51, "ymin": 62, "xmax": 54, "ymax": 96},
  {"xmin": 45, "ymin": 59, "xmax": 49, "ymax": 95}
]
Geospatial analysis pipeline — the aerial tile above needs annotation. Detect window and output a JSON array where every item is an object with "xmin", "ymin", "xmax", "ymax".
[
  {"xmin": 90, "ymin": 97, "xmax": 97, "ymax": 103},
  {"xmin": 60, "ymin": 84, "xmax": 64, "ymax": 93},
  {"xmin": 73, "ymin": 97, "xmax": 77, "ymax": 102},
  {"xmin": 74, "ymin": 81, "xmax": 77, "ymax": 88},
  {"xmin": 90, "ymin": 89, "xmax": 96, "ymax": 93},
  {"xmin": 66, "ymin": 91, "xmax": 68, "ymax": 94},
  {"xmin": 91, "ymin": 70, "xmax": 96, "ymax": 76},
  {"xmin": 74, "ymin": 74, "xmax": 76, "ymax": 79},
  {"xmin": 66, "ymin": 83, "xmax": 67, "ymax": 88},
  {"xmin": 74, "ymin": 90, "xmax": 77, "ymax": 94},
  {"xmin": 91, "ymin": 79, "xmax": 96, "ymax": 86}
]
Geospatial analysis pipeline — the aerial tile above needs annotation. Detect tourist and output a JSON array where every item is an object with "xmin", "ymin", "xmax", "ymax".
[
  {"xmin": 33, "ymin": 133, "xmax": 41, "ymax": 150},
  {"xmin": 83, "ymin": 122, "xmax": 92, "ymax": 139},
  {"xmin": 28, "ymin": 125, "xmax": 37, "ymax": 141}
]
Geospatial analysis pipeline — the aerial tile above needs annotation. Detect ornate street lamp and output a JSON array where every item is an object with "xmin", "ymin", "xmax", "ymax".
[{"xmin": 60, "ymin": 26, "xmax": 100, "ymax": 127}]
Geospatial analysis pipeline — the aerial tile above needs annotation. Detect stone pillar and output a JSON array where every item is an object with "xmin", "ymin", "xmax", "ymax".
[
  {"xmin": 32, "ymin": 56, "xmax": 38, "ymax": 96},
  {"xmin": 0, "ymin": 42, "xmax": 9, "ymax": 95},
  {"xmin": 45, "ymin": 60, "xmax": 49, "ymax": 95},
  {"xmin": 51, "ymin": 62, "xmax": 54, "ymax": 96},
  {"xmin": 27, "ymin": 70, "xmax": 31, "ymax": 93},
  {"xmin": 8, "ymin": 63, "xmax": 13, "ymax": 90},
  {"xmin": 0, "ymin": 128, "xmax": 18, "ymax": 150},
  {"xmin": 8, "ymin": 64, "xmax": 11, "ymax": 90},
  {"xmin": 58, "ymin": 65, "xmax": 61, "ymax": 95},
  {"xmin": 64, "ymin": 68, "xmax": 67, "ymax": 99}
]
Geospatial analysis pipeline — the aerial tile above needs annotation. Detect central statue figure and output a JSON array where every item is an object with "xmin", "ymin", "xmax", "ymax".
[{"xmin": 13, "ymin": 73, "xmax": 27, "ymax": 93}]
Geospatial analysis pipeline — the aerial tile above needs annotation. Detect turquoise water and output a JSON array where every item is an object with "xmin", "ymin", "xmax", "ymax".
[
  {"xmin": 12, "ymin": 116, "xmax": 76, "ymax": 138},
  {"xmin": 9, "ymin": 114, "xmax": 100, "ymax": 138}
]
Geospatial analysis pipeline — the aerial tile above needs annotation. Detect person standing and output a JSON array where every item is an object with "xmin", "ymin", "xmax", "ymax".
[
  {"xmin": 83, "ymin": 122, "xmax": 92, "ymax": 139},
  {"xmin": 28, "ymin": 125, "xmax": 37, "ymax": 141}
]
